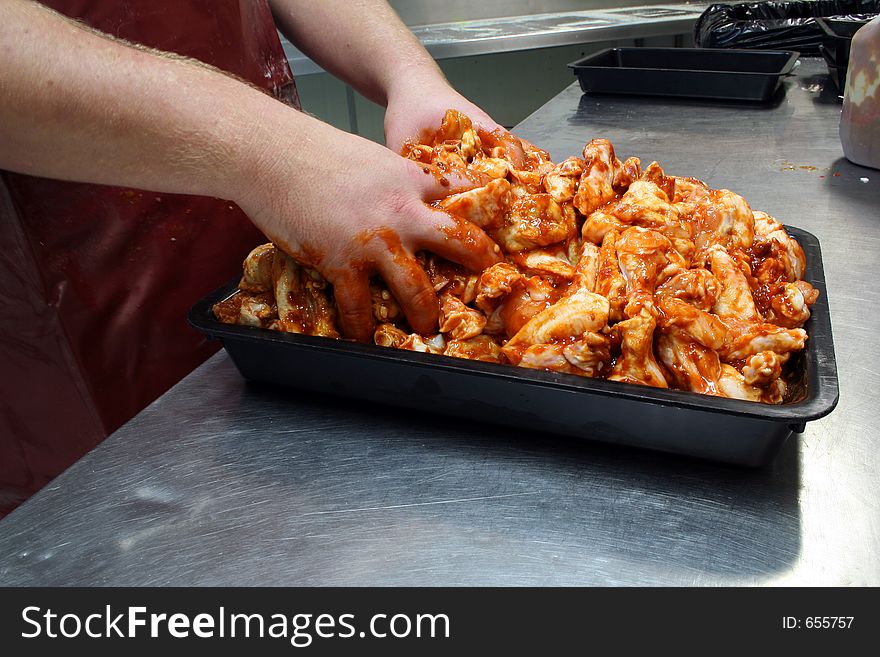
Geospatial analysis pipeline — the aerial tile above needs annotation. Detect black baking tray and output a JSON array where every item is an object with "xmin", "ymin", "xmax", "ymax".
[
  {"xmin": 819, "ymin": 44, "xmax": 848, "ymax": 91},
  {"xmin": 189, "ymin": 227, "xmax": 838, "ymax": 467},
  {"xmin": 568, "ymin": 47, "xmax": 800, "ymax": 102},
  {"xmin": 816, "ymin": 15, "xmax": 875, "ymax": 64},
  {"xmin": 816, "ymin": 16, "xmax": 876, "ymax": 90}
]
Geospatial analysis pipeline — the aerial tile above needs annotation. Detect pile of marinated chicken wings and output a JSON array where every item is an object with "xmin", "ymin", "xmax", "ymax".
[{"xmin": 214, "ymin": 110, "xmax": 818, "ymax": 404}]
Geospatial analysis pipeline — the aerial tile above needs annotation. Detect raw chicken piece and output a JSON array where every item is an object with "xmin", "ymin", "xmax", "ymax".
[
  {"xmin": 570, "ymin": 241, "xmax": 601, "ymax": 293},
  {"xmin": 563, "ymin": 332, "xmax": 612, "ymax": 377},
  {"xmin": 475, "ymin": 262, "xmax": 524, "ymax": 314},
  {"xmin": 439, "ymin": 178, "xmax": 511, "ymax": 229},
  {"xmin": 239, "ymin": 243, "xmax": 277, "ymax": 293},
  {"xmin": 421, "ymin": 254, "xmax": 479, "ymax": 303},
  {"xmin": 502, "ymin": 287, "xmax": 610, "ymax": 364},
  {"xmin": 718, "ymin": 364, "xmax": 785, "ymax": 404},
  {"xmin": 656, "ymin": 329, "xmax": 723, "ymax": 396},
  {"xmin": 517, "ymin": 332, "xmax": 611, "ymax": 378},
  {"xmin": 615, "ymin": 227, "xmax": 685, "ymax": 319},
  {"xmin": 434, "ymin": 109, "xmax": 474, "ymax": 145},
  {"xmin": 493, "ymin": 193, "xmax": 576, "ymax": 252},
  {"xmin": 654, "ymin": 268, "xmax": 721, "ymax": 312},
  {"xmin": 671, "ymin": 176, "xmax": 710, "ymax": 220},
  {"xmin": 752, "ymin": 210, "xmax": 784, "ymax": 237},
  {"xmin": 583, "ymin": 180, "xmax": 694, "ymax": 261},
  {"xmin": 371, "ymin": 281, "xmax": 402, "ymax": 323},
  {"xmin": 595, "ymin": 230, "xmax": 628, "ymax": 322},
  {"xmin": 708, "ymin": 245, "xmax": 762, "ymax": 322},
  {"xmin": 613, "ymin": 156, "xmax": 641, "ymax": 192},
  {"xmin": 741, "ymin": 351, "xmax": 785, "ymax": 387},
  {"xmin": 213, "ymin": 291, "xmax": 277, "ymax": 329},
  {"xmin": 273, "ymin": 252, "xmax": 339, "ymax": 338},
  {"xmin": 722, "ymin": 322, "xmax": 807, "ymax": 362},
  {"xmin": 574, "ymin": 139, "xmax": 621, "ymax": 215},
  {"xmin": 582, "ymin": 208, "xmax": 627, "ymax": 246},
  {"xmin": 691, "ymin": 189, "xmax": 755, "ymax": 253},
  {"xmin": 608, "ymin": 313, "xmax": 668, "ymax": 388},
  {"xmin": 507, "ymin": 247, "xmax": 576, "ymax": 281},
  {"xmin": 657, "ymin": 297, "xmax": 729, "ymax": 351},
  {"xmin": 374, "ymin": 323, "xmax": 410, "ymax": 348},
  {"xmin": 495, "ymin": 276, "xmax": 562, "ymax": 338},
  {"xmin": 469, "ymin": 155, "xmax": 510, "ymax": 179},
  {"xmin": 638, "ymin": 161, "xmax": 675, "ymax": 198},
  {"xmin": 612, "ymin": 181, "xmax": 688, "ymax": 242},
  {"xmin": 438, "ymin": 293, "xmax": 487, "ymax": 340},
  {"xmin": 754, "ymin": 280, "xmax": 817, "ymax": 328},
  {"xmin": 543, "ymin": 156, "xmax": 585, "ymax": 204},
  {"xmin": 751, "ymin": 228, "xmax": 807, "ymax": 283},
  {"xmin": 400, "ymin": 333, "xmax": 446, "ymax": 354},
  {"xmin": 444, "ymin": 335, "xmax": 503, "ymax": 363}
]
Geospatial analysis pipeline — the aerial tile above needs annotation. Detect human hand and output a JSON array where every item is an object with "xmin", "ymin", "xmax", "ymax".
[
  {"xmin": 383, "ymin": 78, "xmax": 525, "ymax": 167},
  {"xmin": 235, "ymin": 113, "xmax": 502, "ymax": 343}
]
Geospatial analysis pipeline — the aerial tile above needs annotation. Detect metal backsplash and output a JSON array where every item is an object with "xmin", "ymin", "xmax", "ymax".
[{"xmin": 388, "ymin": 0, "xmax": 678, "ymax": 26}]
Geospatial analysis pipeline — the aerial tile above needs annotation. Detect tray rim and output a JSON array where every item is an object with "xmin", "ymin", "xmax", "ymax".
[
  {"xmin": 567, "ymin": 47, "xmax": 801, "ymax": 78},
  {"xmin": 188, "ymin": 226, "xmax": 839, "ymax": 427},
  {"xmin": 815, "ymin": 15, "xmax": 876, "ymax": 39}
]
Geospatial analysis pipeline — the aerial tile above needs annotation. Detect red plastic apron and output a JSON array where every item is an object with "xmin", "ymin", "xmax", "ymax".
[{"xmin": 0, "ymin": 0, "xmax": 299, "ymax": 513}]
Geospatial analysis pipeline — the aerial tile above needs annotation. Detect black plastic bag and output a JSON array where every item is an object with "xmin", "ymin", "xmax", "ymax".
[{"xmin": 694, "ymin": 0, "xmax": 880, "ymax": 54}]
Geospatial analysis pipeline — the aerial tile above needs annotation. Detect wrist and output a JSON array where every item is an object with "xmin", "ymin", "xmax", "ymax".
[
  {"xmin": 209, "ymin": 90, "xmax": 303, "ymax": 208},
  {"xmin": 383, "ymin": 60, "xmax": 451, "ymax": 108}
]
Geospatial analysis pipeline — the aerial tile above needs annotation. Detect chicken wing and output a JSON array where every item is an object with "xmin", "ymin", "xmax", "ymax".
[
  {"xmin": 657, "ymin": 297, "xmax": 729, "ymax": 351},
  {"xmin": 239, "ymin": 243, "xmax": 277, "ymax": 294},
  {"xmin": 543, "ymin": 156, "xmax": 585, "ymax": 204},
  {"xmin": 438, "ymin": 292, "xmax": 487, "ymax": 340},
  {"xmin": 502, "ymin": 287, "xmax": 610, "ymax": 364},
  {"xmin": 718, "ymin": 364, "xmax": 785, "ymax": 404},
  {"xmin": 616, "ymin": 227, "xmax": 685, "ymax": 319},
  {"xmin": 507, "ymin": 247, "xmax": 576, "ymax": 282},
  {"xmin": 438, "ymin": 178, "xmax": 511, "ymax": 229},
  {"xmin": 708, "ymin": 245, "xmax": 762, "ymax": 322},
  {"xmin": 654, "ymin": 268, "xmax": 721, "ymax": 312},
  {"xmin": 595, "ymin": 230, "xmax": 628, "ymax": 322},
  {"xmin": 493, "ymin": 193, "xmax": 577, "ymax": 252},
  {"xmin": 608, "ymin": 313, "xmax": 668, "ymax": 388},
  {"xmin": 656, "ymin": 329, "xmax": 723, "ymax": 396},
  {"xmin": 574, "ymin": 139, "xmax": 621, "ymax": 216},
  {"xmin": 475, "ymin": 262, "xmax": 524, "ymax": 315},
  {"xmin": 495, "ymin": 275, "xmax": 562, "ymax": 338},
  {"xmin": 516, "ymin": 332, "xmax": 611, "ymax": 377},
  {"xmin": 273, "ymin": 251, "xmax": 340, "ymax": 338},
  {"xmin": 444, "ymin": 335, "xmax": 503, "ymax": 363},
  {"xmin": 692, "ymin": 189, "xmax": 755, "ymax": 253}
]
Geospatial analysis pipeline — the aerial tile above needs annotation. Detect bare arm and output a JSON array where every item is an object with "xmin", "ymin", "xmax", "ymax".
[
  {"xmin": 268, "ymin": 0, "xmax": 442, "ymax": 107},
  {"xmin": 268, "ymin": 0, "xmax": 508, "ymax": 152},
  {"xmin": 0, "ymin": 0, "xmax": 500, "ymax": 341},
  {"xmin": 0, "ymin": 0, "xmax": 267, "ymax": 198}
]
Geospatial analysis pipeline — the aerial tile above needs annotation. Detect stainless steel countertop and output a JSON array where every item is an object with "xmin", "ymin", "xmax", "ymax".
[
  {"xmin": 283, "ymin": 4, "xmax": 707, "ymax": 76},
  {"xmin": 1, "ymin": 58, "xmax": 877, "ymax": 586}
]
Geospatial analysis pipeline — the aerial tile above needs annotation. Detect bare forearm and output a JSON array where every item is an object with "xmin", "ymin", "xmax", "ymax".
[
  {"xmin": 268, "ymin": 0, "xmax": 446, "ymax": 106},
  {"xmin": 0, "ymin": 0, "xmax": 295, "ymax": 201}
]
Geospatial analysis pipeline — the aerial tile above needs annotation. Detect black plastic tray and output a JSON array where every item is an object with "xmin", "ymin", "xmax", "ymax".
[
  {"xmin": 568, "ymin": 48, "xmax": 800, "ymax": 102},
  {"xmin": 816, "ymin": 16, "xmax": 876, "ymax": 90},
  {"xmin": 189, "ymin": 227, "xmax": 838, "ymax": 467},
  {"xmin": 819, "ymin": 44, "xmax": 848, "ymax": 91}
]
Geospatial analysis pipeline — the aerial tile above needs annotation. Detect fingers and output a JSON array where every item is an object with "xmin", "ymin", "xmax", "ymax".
[
  {"xmin": 375, "ymin": 255, "xmax": 439, "ymax": 336},
  {"xmin": 330, "ymin": 270, "xmax": 374, "ymax": 343},
  {"xmin": 413, "ymin": 205, "xmax": 503, "ymax": 273}
]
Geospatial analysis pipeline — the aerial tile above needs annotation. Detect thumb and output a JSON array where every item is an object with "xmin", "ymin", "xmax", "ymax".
[{"xmin": 414, "ymin": 162, "xmax": 489, "ymax": 201}]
